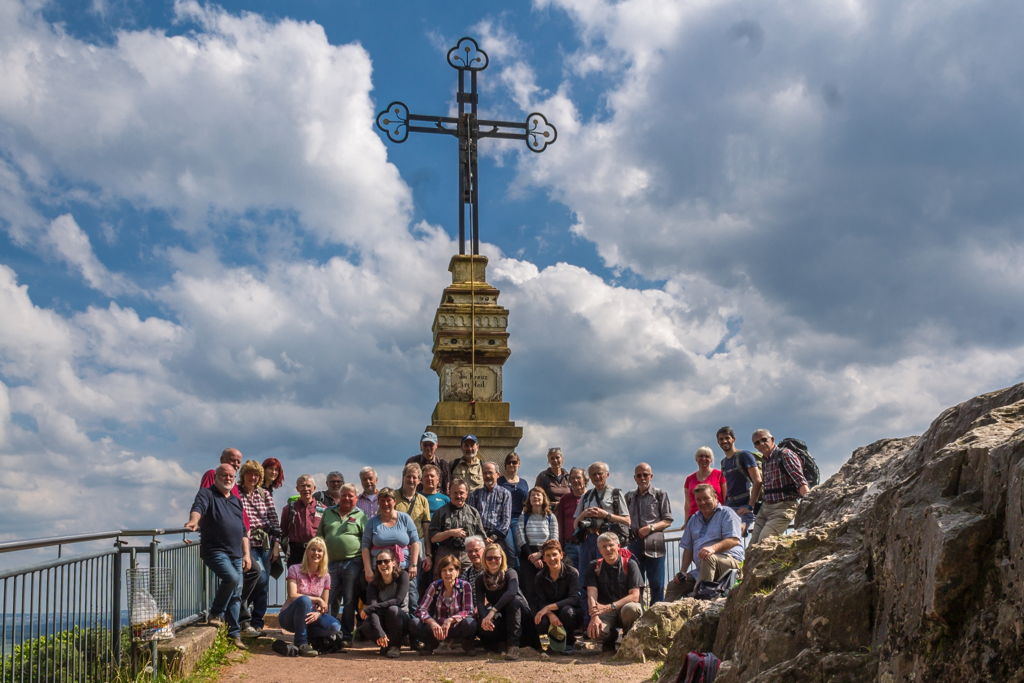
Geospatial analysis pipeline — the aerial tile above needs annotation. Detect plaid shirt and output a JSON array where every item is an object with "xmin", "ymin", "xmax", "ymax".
[
  {"xmin": 417, "ymin": 578, "xmax": 474, "ymax": 623},
  {"xmin": 237, "ymin": 486, "xmax": 282, "ymax": 547},
  {"xmin": 762, "ymin": 446, "xmax": 808, "ymax": 503},
  {"xmin": 281, "ymin": 498, "xmax": 327, "ymax": 544},
  {"xmin": 468, "ymin": 485, "xmax": 511, "ymax": 538}
]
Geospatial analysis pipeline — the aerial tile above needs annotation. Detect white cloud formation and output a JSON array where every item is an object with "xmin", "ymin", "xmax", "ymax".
[
  {"xmin": 1, "ymin": 0, "xmax": 1023, "ymax": 550},
  {"xmin": 0, "ymin": 0, "xmax": 411, "ymax": 246}
]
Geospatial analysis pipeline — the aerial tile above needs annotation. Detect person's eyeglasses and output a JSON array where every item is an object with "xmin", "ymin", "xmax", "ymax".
[
  {"xmin": 376, "ymin": 559, "xmax": 392, "ymax": 565},
  {"xmin": 485, "ymin": 556, "xmax": 502, "ymax": 562},
  {"xmin": 635, "ymin": 472, "xmax": 651, "ymax": 478},
  {"xmin": 328, "ymin": 480, "xmax": 342, "ymax": 485},
  {"xmin": 754, "ymin": 437, "xmax": 771, "ymax": 445}
]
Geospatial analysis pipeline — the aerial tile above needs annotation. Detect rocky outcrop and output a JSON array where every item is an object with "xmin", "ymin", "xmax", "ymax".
[
  {"xmin": 614, "ymin": 599, "xmax": 717, "ymax": 663},
  {"xmin": 707, "ymin": 383, "xmax": 1024, "ymax": 682}
]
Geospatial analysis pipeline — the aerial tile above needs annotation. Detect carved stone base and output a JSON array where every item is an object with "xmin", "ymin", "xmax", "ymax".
[
  {"xmin": 428, "ymin": 401, "xmax": 523, "ymax": 465},
  {"xmin": 426, "ymin": 254, "xmax": 523, "ymax": 465}
]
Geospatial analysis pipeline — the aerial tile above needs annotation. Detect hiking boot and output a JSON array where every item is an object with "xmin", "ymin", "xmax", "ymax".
[
  {"xmin": 207, "ymin": 615, "xmax": 224, "ymax": 628},
  {"xmin": 272, "ymin": 639, "xmax": 297, "ymax": 657},
  {"xmin": 503, "ymin": 645, "xmax": 520, "ymax": 661},
  {"xmin": 240, "ymin": 626, "xmax": 264, "ymax": 638},
  {"xmin": 297, "ymin": 643, "xmax": 319, "ymax": 657},
  {"xmin": 231, "ymin": 637, "xmax": 247, "ymax": 650},
  {"xmin": 385, "ymin": 646, "xmax": 401, "ymax": 659}
]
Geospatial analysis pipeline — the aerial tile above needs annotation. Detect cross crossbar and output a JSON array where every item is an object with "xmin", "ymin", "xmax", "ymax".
[{"xmin": 375, "ymin": 36, "xmax": 557, "ymax": 255}]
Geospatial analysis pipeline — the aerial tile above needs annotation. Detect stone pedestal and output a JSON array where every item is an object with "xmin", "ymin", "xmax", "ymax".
[{"xmin": 426, "ymin": 255, "xmax": 523, "ymax": 464}]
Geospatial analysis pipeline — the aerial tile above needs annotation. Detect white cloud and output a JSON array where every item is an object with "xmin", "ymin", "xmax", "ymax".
[
  {"xmin": 0, "ymin": 0, "xmax": 411, "ymax": 246},
  {"xmin": 1, "ymin": 0, "xmax": 1023, "ymax": 548},
  {"xmin": 41, "ymin": 214, "xmax": 135, "ymax": 295}
]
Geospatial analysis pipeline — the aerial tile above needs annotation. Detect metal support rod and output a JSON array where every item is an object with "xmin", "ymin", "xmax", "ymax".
[
  {"xmin": 112, "ymin": 545, "xmax": 123, "ymax": 667},
  {"xmin": 149, "ymin": 538, "xmax": 159, "ymax": 682}
]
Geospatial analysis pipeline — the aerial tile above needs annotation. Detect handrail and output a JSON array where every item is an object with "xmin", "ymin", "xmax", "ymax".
[{"xmin": 0, "ymin": 528, "xmax": 194, "ymax": 554}]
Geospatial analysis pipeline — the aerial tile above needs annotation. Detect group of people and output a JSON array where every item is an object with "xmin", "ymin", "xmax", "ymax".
[{"xmin": 184, "ymin": 426, "xmax": 812, "ymax": 659}]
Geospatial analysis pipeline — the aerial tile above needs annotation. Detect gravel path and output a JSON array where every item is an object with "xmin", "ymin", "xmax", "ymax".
[{"xmin": 217, "ymin": 632, "xmax": 659, "ymax": 682}]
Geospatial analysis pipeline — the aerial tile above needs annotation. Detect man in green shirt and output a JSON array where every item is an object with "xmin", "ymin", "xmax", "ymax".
[{"xmin": 317, "ymin": 483, "xmax": 366, "ymax": 643}]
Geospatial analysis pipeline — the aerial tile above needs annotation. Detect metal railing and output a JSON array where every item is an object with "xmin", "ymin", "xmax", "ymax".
[{"xmin": 0, "ymin": 529, "xmax": 209, "ymax": 682}]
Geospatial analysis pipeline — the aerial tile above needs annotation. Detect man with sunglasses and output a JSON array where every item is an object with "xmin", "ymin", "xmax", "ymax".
[{"xmin": 749, "ymin": 429, "xmax": 808, "ymax": 544}]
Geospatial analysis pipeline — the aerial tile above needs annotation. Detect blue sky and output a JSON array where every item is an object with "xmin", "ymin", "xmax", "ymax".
[{"xmin": 2, "ymin": 0, "xmax": 1023, "ymax": 541}]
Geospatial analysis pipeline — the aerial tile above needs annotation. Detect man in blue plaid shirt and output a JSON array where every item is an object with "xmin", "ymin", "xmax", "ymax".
[{"xmin": 468, "ymin": 461, "xmax": 512, "ymax": 553}]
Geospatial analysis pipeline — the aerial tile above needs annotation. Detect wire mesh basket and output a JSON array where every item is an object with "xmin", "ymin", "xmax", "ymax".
[{"xmin": 127, "ymin": 567, "xmax": 175, "ymax": 641}]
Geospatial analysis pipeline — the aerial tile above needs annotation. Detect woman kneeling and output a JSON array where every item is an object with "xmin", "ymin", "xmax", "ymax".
[
  {"xmin": 415, "ymin": 554, "xmax": 477, "ymax": 655},
  {"xmin": 278, "ymin": 538, "xmax": 341, "ymax": 656},
  {"xmin": 476, "ymin": 543, "xmax": 540, "ymax": 660},
  {"xmin": 533, "ymin": 539, "xmax": 582, "ymax": 655},
  {"xmin": 358, "ymin": 549, "xmax": 415, "ymax": 658}
]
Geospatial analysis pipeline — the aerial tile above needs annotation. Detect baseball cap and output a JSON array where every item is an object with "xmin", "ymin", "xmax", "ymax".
[
  {"xmin": 547, "ymin": 623, "xmax": 567, "ymax": 652},
  {"xmin": 420, "ymin": 431, "xmax": 438, "ymax": 444},
  {"xmin": 461, "ymin": 434, "xmax": 478, "ymax": 444}
]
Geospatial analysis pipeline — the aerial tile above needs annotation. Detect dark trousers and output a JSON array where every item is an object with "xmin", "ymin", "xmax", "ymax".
[
  {"xmin": 287, "ymin": 541, "xmax": 308, "ymax": 567},
  {"xmin": 537, "ymin": 604, "xmax": 581, "ymax": 647},
  {"xmin": 327, "ymin": 558, "xmax": 362, "ymax": 638},
  {"xmin": 357, "ymin": 605, "xmax": 414, "ymax": 644},
  {"xmin": 416, "ymin": 616, "xmax": 478, "ymax": 650},
  {"xmin": 479, "ymin": 596, "xmax": 541, "ymax": 650},
  {"xmin": 628, "ymin": 542, "xmax": 666, "ymax": 604},
  {"xmin": 518, "ymin": 546, "xmax": 542, "ymax": 609},
  {"xmin": 239, "ymin": 547, "xmax": 270, "ymax": 628}
]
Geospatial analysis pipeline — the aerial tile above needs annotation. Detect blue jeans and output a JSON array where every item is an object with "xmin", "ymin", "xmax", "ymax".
[
  {"xmin": 577, "ymin": 534, "xmax": 599, "ymax": 627},
  {"xmin": 328, "ymin": 558, "xmax": 362, "ymax": 638},
  {"xmin": 505, "ymin": 517, "xmax": 520, "ymax": 570},
  {"xmin": 279, "ymin": 595, "xmax": 341, "ymax": 647},
  {"xmin": 563, "ymin": 541, "xmax": 581, "ymax": 572},
  {"xmin": 204, "ymin": 551, "xmax": 243, "ymax": 637},
  {"xmin": 628, "ymin": 543, "xmax": 666, "ymax": 604}
]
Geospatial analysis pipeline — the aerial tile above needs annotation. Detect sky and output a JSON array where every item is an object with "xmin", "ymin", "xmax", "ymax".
[{"xmin": 2, "ymin": 0, "xmax": 1023, "ymax": 545}]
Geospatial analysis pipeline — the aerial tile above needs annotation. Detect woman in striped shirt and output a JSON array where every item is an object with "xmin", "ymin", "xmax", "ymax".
[{"xmin": 514, "ymin": 487, "xmax": 558, "ymax": 609}]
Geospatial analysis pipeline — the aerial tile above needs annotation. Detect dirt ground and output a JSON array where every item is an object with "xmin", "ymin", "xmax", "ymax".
[{"xmin": 217, "ymin": 630, "xmax": 659, "ymax": 683}]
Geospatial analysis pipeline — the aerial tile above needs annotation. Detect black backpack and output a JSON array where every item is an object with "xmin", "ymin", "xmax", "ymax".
[
  {"xmin": 778, "ymin": 437, "xmax": 820, "ymax": 489},
  {"xmin": 693, "ymin": 568, "xmax": 739, "ymax": 600}
]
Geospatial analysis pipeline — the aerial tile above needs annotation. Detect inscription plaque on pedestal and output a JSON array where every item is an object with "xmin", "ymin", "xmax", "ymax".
[{"xmin": 441, "ymin": 365, "xmax": 502, "ymax": 402}]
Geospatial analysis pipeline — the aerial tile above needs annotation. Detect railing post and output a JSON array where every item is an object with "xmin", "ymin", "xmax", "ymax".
[
  {"xmin": 149, "ymin": 537, "xmax": 160, "ymax": 682},
  {"xmin": 112, "ymin": 543, "xmax": 123, "ymax": 668}
]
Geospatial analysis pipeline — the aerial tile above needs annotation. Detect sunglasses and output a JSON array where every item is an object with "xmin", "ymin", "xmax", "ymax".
[
  {"xmin": 376, "ymin": 559, "xmax": 392, "ymax": 565},
  {"xmin": 485, "ymin": 556, "xmax": 502, "ymax": 562}
]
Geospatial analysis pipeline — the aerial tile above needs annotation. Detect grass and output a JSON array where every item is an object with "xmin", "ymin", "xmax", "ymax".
[
  {"xmin": 650, "ymin": 661, "xmax": 664, "ymax": 681},
  {"xmin": 183, "ymin": 627, "xmax": 241, "ymax": 683},
  {"xmin": 109, "ymin": 627, "xmax": 242, "ymax": 683}
]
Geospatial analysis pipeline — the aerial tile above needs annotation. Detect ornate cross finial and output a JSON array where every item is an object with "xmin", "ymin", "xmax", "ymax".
[{"xmin": 376, "ymin": 36, "xmax": 557, "ymax": 256}]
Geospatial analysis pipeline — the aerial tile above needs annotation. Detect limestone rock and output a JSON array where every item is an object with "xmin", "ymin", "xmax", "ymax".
[
  {"xmin": 614, "ymin": 599, "xmax": 714, "ymax": 663},
  {"xmin": 710, "ymin": 382, "xmax": 1024, "ymax": 682},
  {"xmin": 655, "ymin": 600, "xmax": 723, "ymax": 682}
]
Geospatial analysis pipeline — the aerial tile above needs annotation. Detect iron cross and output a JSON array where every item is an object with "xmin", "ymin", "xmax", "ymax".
[{"xmin": 375, "ymin": 37, "xmax": 557, "ymax": 256}]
